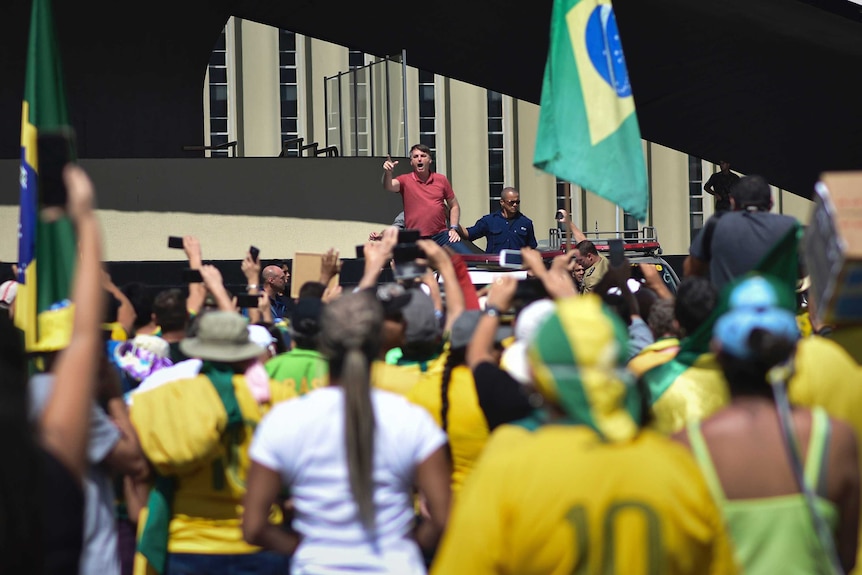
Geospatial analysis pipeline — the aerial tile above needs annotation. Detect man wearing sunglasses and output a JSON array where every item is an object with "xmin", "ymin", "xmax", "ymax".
[{"xmin": 456, "ymin": 187, "xmax": 537, "ymax": 254}]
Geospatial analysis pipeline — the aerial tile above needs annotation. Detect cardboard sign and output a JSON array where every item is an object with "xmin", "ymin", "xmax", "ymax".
[
  {"xmin": 291, "ymin": 252, "xmax": 339, "ymax": 299},
  {"xmin": 804, "ymin": 172, "xmax": 862, "ymax": 326}
]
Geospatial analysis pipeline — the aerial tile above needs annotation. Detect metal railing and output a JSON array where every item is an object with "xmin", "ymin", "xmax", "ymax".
[
  {"xmin": 182, "ymin": 141, "xmax": 238, "ymax": 157},
  {"xmin": 324, "ymin": 55, "xmax": 408, "ymax": 157}
]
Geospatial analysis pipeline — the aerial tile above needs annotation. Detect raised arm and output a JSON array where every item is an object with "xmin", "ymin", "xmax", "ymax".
[
  {"xmin": 319, "ymin": 248, "xmax": 341, "ymax": 286},
  {"xmin": 102, "ymin": 269, "xmax": 136, "ymax": 337},
  {"xmin": 522, "ymin": 248, "xmax": 578, "ymax": 300},
  {"xmin": 199, "ymin": 264, "xmax": 235, "ymax": 312},
  {"xmin": 467, "ymin": 275, "xmax": 517, "ymax": 370},
  {"xmin": 242, "ymin": 249, "xmax": 262, "ymax": 324},
  {"xmin": 556, "ymin": 209, "xmax": 587, "ymax": 244},
  {"xmin": 357, "ymin": 227, "xmax": 398, "ymax": 289},
  {"xmin": 184, "ymin": 236, "xmax": 207, "ymax": 315},
  {"xmin": 417, "ymin": 240, "xmax": 464, "ymax": 333},
  {"xmin": 40, "ymin": 164, "xmax": 105, "ymax": 481},
  {"xmin": 638, "ymin": 262, "xmax": 673, "ymax": 301},
  {"xmin": 382, "ymin": 155, "xmax": 401, "ymax": 193}
]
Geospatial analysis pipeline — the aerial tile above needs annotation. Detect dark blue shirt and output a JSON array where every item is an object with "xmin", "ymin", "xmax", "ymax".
[{"xmin": 466, "ymin": 211, "xmax": 538, "ymax": 254}]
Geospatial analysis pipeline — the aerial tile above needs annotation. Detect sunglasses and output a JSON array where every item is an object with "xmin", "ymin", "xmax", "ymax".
[{"xmin": 502, "ymin": 200, "xmax": 521, "ymax": 206}]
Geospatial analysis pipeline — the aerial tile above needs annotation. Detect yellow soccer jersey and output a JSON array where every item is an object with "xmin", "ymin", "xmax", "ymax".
[
  {"xmin": 432, "ymin": 425, "xmax": 738, "ymax": 575},
  {"xmin": 131, "ymin": 374, "xmax": 297, "ymax": 556},
  {"xmin": 406, "ymin": 364, "xmax": 489, "ymax": 493},
  {"xmin": 371, "ymin": 352, "xmax": 447, "ymax": 397}
]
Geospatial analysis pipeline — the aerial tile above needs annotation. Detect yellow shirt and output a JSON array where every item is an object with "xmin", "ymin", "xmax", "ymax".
[
  {"xmin": 407, "ymin": 364, "xmax": 489, "ymax": 493},
  {"xmin": 371, "ymin": 352, "xmax": 448, "ymax": 397},
  {"xmin": 649, "ymin": 353, "xmax": 731, "ymax": 436},
  {"xmin": 432, "ymin": 424, "xmax": 738, "ymax": 575},
  {"xmin": 130, "ymin": 374, "xmax": 297, "ymax": 555}
]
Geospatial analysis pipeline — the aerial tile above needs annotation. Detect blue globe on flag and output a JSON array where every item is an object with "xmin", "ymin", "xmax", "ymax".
[{"xmin": 585, "ymin": 5, "xmax": 632, "ymax": 98}]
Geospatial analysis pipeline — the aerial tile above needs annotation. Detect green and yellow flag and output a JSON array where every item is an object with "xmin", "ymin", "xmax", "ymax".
[
  {"xmin": 15, "ymin": 0, "xmax": 78, "ymax": 353},
  {"xmin": 533, "ymin": 0, "xmax": 648, "ymax": 221}
]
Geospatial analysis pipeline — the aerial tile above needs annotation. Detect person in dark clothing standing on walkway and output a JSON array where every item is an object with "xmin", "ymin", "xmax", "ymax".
[
  {"xmin": 458, "ymin": 187, "xmax": 537, "ymax": 254},
  {"xmin": 704, "ymin": 160, "xmax": 740, "ymax": 212}
]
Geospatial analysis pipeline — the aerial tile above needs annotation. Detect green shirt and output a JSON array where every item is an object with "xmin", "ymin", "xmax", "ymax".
[{"xmin": 265, "ymin": 348, "xmax": 328, "ymax": 396}]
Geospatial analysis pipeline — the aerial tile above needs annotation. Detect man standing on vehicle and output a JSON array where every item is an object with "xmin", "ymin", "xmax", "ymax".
[
  {"xmin": 556, "ymin": 209, "xmax": 609, "ymax": 294},
  {"xmin": 457, "ymin": 187, "xmax": 537, "ymax": 254},
  {"xmin": 382, "ymin": 144, "xmax": 470, "ymax": 254}
]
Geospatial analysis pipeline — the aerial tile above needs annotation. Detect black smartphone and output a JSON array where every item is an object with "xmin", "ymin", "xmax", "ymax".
[
  {"xmin": 168, "ymin": 236, "xmax": 184, "ymax": 249},
  {"xmin": 393, "ymin": 243, "xmax": 424, "ymax": 262},
  {"xmin": 355, "ymin": 245, "xmax": 365, "ymax": 259},
  {"xmin": 249, "ymin": 245, "xmax": 260, "ymax": 262},
  {"xmin": 182, "ymin": 268, "xmax": 203, "ymax": 283},
  {"xmin": 398, "ymin": 229, "xmax": 421, "ymax": 245},
  {"xmin": 235, "ymin": 293, "xmax": 260, "ymax": 308},
  {"xmin": 609, "ymin": 239, "xmax": 625, "ymax": 268},
  {"xmin": 37, "ymin": 127, "xmax": 77, "ymax": 208}
]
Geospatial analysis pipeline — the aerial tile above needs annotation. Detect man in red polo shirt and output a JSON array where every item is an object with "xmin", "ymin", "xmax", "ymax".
[{"xmin": 382, "ymin": 144, "xmax": 471, "ymax": 253}]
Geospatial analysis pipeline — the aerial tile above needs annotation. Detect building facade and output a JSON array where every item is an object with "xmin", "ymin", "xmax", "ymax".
[{"xmin": 0, "ymin": 18, "xmax": 815, "ymax": 263}]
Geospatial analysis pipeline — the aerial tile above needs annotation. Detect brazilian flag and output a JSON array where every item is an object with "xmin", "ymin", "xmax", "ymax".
[
  {"xmin": 643, "ymin": 223, "xmax": 803, "ymax": 410},
  {"xmin": 533, "ymin": 0, "xmax": 648, "ymax": 221},
  {"xmin": 15, "ymin": 0, "xmax": 77, "ymax": 353}
]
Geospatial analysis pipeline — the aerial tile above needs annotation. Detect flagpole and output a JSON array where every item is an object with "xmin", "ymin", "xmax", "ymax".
[{"xmin": 564, "ymin": 182, "xmax": 571, "ymax": 251}]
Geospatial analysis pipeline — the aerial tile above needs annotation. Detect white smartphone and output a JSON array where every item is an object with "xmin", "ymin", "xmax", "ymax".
[{"xmin": 499, "ymin": 249, "xmax": 524, "ymax": 269}]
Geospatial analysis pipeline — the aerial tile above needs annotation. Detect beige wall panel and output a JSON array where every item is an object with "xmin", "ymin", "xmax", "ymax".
[
  {"xmin": 447, "ymin": 80, "xmax": 489, "ymax": 230},
  {"xmin": 583, "ymin": 191, "xmax": 619, "ymax": 238},
  {"xmin": 514, "ymin": 101, "xmax": 557, "ymax": 245},
  {"xmin": 308, "ymin": 39, "xmax": 348, "ymax": 151},
  {"xmin": 238, "ymin": 20, "xmax": 280, "ymax": 157},
  {"xmin": 779, "ymin": 189, "xmax": 813, "ymax": 224},
  {"xmin": 0, "ymin": 206, "xmax": 17, "ymax": 262},
  {"xmin": 648, "ymin": 144, "xmax": 690, "ymax": 254},
  {"xmin": 0, "ymin": 209, "xmax": 389, "ymax": 262}
]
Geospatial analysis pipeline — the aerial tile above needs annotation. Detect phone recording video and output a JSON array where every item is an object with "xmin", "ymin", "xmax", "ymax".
[
  {"xmin": 168, "ymin": 236, "xmax": 184, "ymax": 249},
  {"xmin": 37, "ymin": 127, "xmax": 77, "ymax": 208},
  {"xmin": 249, "ymin": 245, "xmax": 260, "ymax": 263},
  {"xmin": 235, "ymin": 293, "xmax": 260, "ymax": 308},
  {"xmin": 608, "ymin": 239, "xmax": 625, "ymax": 268},
  {"xmin": 392, "ymin": 239, "xmax": 427, "ymax": 281},
  {"xmin": 398, "ymin": 229, "xmax": 421, "ymax": 245},
  {"xmin": 498, "ymin": 249, "xmax": 524, "ymax": 269},
  {"xmin": 182, "ymin": 268, "xmax": 203, "ymax": 283}
]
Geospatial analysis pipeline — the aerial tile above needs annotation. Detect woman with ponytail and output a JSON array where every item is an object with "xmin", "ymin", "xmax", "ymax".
[
  {"xmin": 243, "ymin": 290, "xmax": 451, "ymax": 574},
  {"xmin": 673, "ymin": 274, "xmax": 860, "ymax": 574}
]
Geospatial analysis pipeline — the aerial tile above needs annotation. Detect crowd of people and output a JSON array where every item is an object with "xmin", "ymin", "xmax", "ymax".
[{"xmin": 2, "ymin": 156, "xmax": 862, "ymax": 575}]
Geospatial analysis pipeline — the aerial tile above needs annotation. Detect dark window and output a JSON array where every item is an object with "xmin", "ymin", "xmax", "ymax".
[
  {"xmin": 487, "ymin": 90, "xmax": 505, "ymax": 202},
  {"xmin": 279, "ymin": 30, "xmax": 300, "ymax": 153},
  {"xmin": 418, "ymin": 70, "xmax": 436, "ymax": 157}
]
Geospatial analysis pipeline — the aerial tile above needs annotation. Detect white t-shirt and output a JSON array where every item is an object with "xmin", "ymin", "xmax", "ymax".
[{"xmin": 250, "ymin": 386, "xmax": 447, "ymax": 574}]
